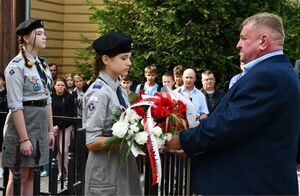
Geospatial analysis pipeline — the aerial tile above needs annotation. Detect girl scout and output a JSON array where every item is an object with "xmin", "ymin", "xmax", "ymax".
[
  {"xmin": 3, "ymin": 19, "xmax": 55, "ymax": 195},
  {"xmin": 82, "ymin": 33, "xmax": 142, "ymax": 195}
]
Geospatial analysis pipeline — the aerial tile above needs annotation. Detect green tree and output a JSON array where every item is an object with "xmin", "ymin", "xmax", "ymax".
[{"xmin": 76, "ymin": 0, "xmax": 300, "ymax": 89}]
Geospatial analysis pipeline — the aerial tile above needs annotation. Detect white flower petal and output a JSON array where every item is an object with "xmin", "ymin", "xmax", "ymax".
[
  {"xmin": 111, "ymin": 121, "xmax": 128, "ymax": 138},
  {"xmin": 153, "ymin": 126, "xmax": 162, "ymax": 137},
  {"xmin": 165, "ymin": 133, "xmax": 173, "ymax": 141},
  {"xmin": 135, "ymin": 131, "xmax": 148, "ymax": 145}
]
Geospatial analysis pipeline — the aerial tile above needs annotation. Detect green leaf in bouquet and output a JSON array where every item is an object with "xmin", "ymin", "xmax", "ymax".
[
  {"xmin": 118, "ymin": 137, "xmax": 130, "ymax": 166},
  {"xmin": 165, "ymin": 116, "xmax": 170, "ymax": 131},
  {"xmin": 180, "ymin": 118, "xmax": 188, "ymax": 129}
]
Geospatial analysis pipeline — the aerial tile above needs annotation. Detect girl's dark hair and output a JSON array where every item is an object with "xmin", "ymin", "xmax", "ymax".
[
  {"xmin": 90, "ymin": 53, "xmax": 117, "ymax": 83},
  {"xmin": 0, "ymin": 73, "xmax": 5, "ymax": 81}
]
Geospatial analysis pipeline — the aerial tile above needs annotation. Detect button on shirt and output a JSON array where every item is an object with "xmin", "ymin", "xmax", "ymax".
[
  {"xmin": 4, "ymin": 52, "xmax": 52, "ymax": 112},
  {"xmin": 82, "ymin": 72, "xmax": 130, "ymax": 144},
  {"xmin": 178, "ymin": 86, "xmax": 209, "ymax": 116}
]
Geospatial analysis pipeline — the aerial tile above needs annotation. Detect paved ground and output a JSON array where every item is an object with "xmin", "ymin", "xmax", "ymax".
[
  {"xmin": 1, "ymin": 171, "xmax": 300, "ymax": 195},
  {"xmin": 0, "ymin": 175, "xmax": 67, "ymax": 195}
]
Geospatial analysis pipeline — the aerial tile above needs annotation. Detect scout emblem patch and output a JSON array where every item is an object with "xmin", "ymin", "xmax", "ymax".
[
  {"xmin": 88, "ymin": 103, "xmax": 96, "ymax": 111},
  {"xmin": 30, "ymin": 76, "xmax": 39, "ymax": 83},
  {"xmin": 33, "ymin": 83, "xmax": 42, "ymax": 91},
  {"xmin": 30, "ymin": 76, "xmax": 41, "ymax": 91},
  {"xmin": 9, "ymin": 69, "xmax": 15, "ymax": 75}
]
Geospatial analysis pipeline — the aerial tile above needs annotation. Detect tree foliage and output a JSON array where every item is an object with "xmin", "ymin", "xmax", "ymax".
[{"xmin": 75, "ymin": 0, "xmax": 300, "ymax": 89}]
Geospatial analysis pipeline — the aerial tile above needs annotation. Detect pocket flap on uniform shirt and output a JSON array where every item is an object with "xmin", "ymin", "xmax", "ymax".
[{"xmin": 90, "ymin": 183, "xmax": 116, "ymax": 195}]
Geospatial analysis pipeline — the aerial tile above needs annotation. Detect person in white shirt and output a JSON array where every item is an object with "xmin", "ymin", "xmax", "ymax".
[{"xmin": 175, "ymin": 68, "xmax": 209, "ymax": 120}]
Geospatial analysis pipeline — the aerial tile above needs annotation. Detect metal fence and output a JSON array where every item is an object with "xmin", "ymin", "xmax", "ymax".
[{"xmin": 0, "ymin": 112, "xmax": 192, "ymax": 195}]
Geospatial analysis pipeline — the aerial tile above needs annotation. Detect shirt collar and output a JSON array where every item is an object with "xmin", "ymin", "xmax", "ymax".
[
  {"xmin": 243, "ymin": 50, "xmax": 283, "ymax": 76},
  {"xmin": 180, "ymin": 85, "xmax": 197, "ymax": 94},
  {"xmin": 20, "ymin": 51, "xmax": 39, "ymax": 64},
  {"xmin": 99, "ymin": 72, "xmax": 119, "ymax": 91}
]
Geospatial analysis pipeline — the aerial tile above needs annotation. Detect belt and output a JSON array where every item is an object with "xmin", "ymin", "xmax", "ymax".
[{"xmin": 23, "ymin": 99, "xmax": 47, "ymax": 107}]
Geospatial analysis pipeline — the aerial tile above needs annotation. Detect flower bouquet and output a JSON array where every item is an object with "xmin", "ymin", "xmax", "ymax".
[{"xmin": 103, "ymin": 91, "xmax": 196, "ymax": 185}]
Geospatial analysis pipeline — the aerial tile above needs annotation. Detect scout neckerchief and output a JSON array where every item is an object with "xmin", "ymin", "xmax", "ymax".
[
  {"xmin": 35, "ymin": 57, "xmax": 50, "ymax": 92},
  {"xmin": 98, "ymin": 76, "xmax": 128, "ymax": 109}
]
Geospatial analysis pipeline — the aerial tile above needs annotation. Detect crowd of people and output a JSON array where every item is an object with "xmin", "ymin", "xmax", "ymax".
[{"xmin": 0, "ymin": 11, "xmax": 300, "ymax": 195}]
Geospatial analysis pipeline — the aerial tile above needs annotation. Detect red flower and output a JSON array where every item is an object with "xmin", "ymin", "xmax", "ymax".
[
  {"xmin": 133, "ymin": 106, "xmax": 145, "ymax": 117},
  {"xmin": 151, "ymin": 106, "xmax": 170, "ymax": 119},
  {"xmin": 154, "ymin": 93, "xmax": 175, "ymax": 113},
  {"xmin": 139, "ymin": 89, "xmax": 145, "ymax": 95},
  {"xmin": 176, "ymin": 100, "xmax": 187, "ymax": 118},
  {"xmin": 156, "ymin": 120, "xmax": 172, "ymax": 133}
]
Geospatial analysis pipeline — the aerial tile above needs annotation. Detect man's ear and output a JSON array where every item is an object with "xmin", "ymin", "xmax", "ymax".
[{"xmin": 259, "ymin": 34, "xmax": 269, "ymax": 50}]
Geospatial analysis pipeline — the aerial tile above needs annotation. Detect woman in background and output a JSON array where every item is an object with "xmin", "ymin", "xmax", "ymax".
[
  {"xmin": 51, "ymin": 78, "xmax": 75, "ymax": 181},
  {"xmin": 0, "ymin": 73, "xmax": 8, "ymax": 178}
]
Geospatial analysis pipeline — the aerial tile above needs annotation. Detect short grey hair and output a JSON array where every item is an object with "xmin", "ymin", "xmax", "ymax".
[{"xmin": 241, "ymin": 12, "xmax": 285, "ymax": 46}]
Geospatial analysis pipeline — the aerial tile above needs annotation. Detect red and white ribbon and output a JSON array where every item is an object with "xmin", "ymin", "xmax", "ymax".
[{"xmin": 124, "ymin": 98, "xmax": 161, "ymax": 185}]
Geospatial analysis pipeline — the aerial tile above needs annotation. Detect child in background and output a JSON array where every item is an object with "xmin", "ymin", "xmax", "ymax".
[
  {"xmin": 173, "ymin": 64, "xmax": 184, "ymax": 89},
  {"xmin": 162, "ymin": 72, "xmax": 175, "ymax": 90},
  {"xmin": 72, "ymin": 74, "xmax": 85, "ymax": 118},
  {"xmin": 120, "ymin": 75, "xmax": 138, "ymax": 105},
  {"xmin": 135, "ymin": 64, "xmax": 161, "ymax": 96},
  {"xmin": 64, "ymin": 73, "xmax": 75, "ymax": 93}
]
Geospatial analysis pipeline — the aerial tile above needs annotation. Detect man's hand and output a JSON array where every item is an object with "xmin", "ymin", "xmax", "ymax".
[{"xmin": 165, "ymin": 134, "xmax": 182, "ymax": 151}]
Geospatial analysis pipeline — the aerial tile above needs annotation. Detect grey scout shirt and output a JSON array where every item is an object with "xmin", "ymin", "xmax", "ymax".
[
  {"xmin": 5, "ymin": 52, "xmax": 52, "ymax": 112},
  {"xmin": 83, "ymin": 72, "xmax": 130, "ymax": 144}
]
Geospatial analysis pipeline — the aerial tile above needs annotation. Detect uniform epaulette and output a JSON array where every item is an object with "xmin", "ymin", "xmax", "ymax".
[
  {"xmin": 12, "ymin": 56, "xmax": 22, "ymax": 63},
  {"xmin": 92, "ymin": 82, "xmax": 103, "ymax": 89}
]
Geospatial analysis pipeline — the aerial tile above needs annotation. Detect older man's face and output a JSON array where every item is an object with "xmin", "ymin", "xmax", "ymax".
[
  {"xmin": 202, "ymin": 74, "xmax": 215, "ymax": 91},
  {"xmin": 236, "ymin": 22, "xmax": 262, "ymax": 64},
  {"xmin": 183, "ymin": 71, "xmax": 196, "ymax": 89}
]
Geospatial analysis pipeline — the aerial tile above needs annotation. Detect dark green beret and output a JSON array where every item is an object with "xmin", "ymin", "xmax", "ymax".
[
  {"xmin": 92, "ymin": 32, "xmax": 133, "ymax": 55},
  {"xmin": 16, "ymin": 19, "xmax": 44, "ymax": 35}
]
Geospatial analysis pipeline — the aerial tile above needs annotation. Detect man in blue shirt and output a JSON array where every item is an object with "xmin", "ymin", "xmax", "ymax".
[
  {"xmin": 228, "ymin": 61, "xmax": 245, "ymax": 89},
  {"xmin": 176, "ymin": 68, "xmax": 209, "ymax": 120}
]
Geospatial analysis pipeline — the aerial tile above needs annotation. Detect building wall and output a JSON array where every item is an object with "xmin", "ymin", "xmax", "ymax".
[
  {"xmin": 30, "ymin": 0, "xmax": 103, "ymax": 76},
  {"xmin": 0, "ymin": 0, "xmax": 25, "ymax": 73}
]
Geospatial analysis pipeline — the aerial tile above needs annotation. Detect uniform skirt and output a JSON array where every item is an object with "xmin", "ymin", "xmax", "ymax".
[
  {"xmin": 2, "ymin": 106, "xmax": 49, "ymax": 167},
  {"xmin": 85, "ymin": 147, "xmax": 142, "ymax": 196}
]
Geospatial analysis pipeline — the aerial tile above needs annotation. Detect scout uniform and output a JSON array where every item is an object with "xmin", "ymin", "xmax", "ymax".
[
  {"xmin": 83, "ymin": 33, "xmax": 142, "ymax": 195},
  {"xmin": 2, "ymin": 19, "xmax": 52, "ymax": 167}
]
